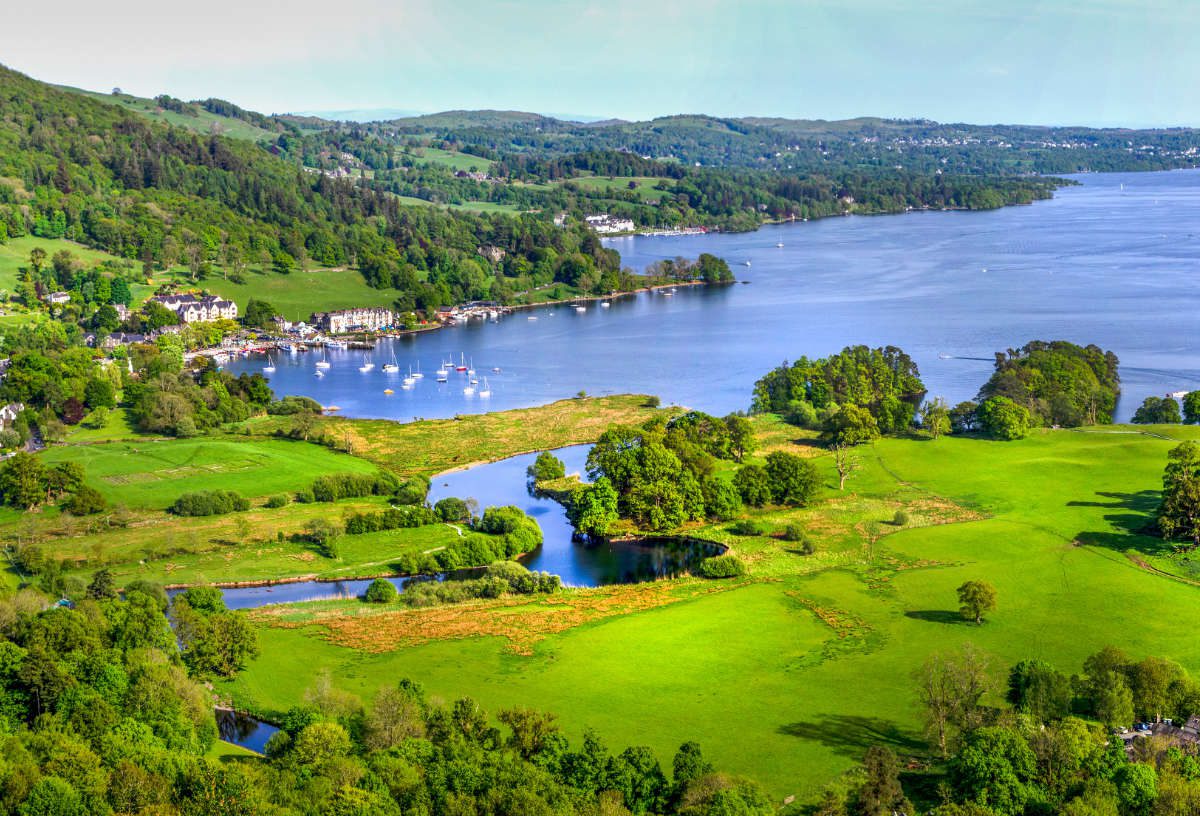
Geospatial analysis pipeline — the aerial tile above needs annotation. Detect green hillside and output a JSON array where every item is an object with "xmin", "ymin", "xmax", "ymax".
[{"xmin": 56, "ymin": 84, "xmax": 285, "ymax": 142}]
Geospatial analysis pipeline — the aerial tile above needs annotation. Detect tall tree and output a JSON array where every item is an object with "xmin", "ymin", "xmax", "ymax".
[{"xmin": 957, "ymin": 580, "xmax": 998, "ymax": 624}]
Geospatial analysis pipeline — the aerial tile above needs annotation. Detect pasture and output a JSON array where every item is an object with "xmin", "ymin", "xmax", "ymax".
[
  {"xmin": 39, "ymin": 436, "xmax": 380, "ymax": 510},
  {"xmin": 404, "ymin": 147, "xmax": 495, "ymax": 173},
  {"xmin": 219, "ymin": 422, "xmax": 1200, "ymax": 803},
  {"xmin": 170, "ymin": 266, "xmax": 403, "ymax": 319},
  {"xmin": 563, "ymin": 175, "xmax": 672, "ymax": 202}
]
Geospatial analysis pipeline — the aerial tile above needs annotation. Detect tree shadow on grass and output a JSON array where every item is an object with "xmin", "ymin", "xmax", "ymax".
[
  {"xmin": 1068, "ymin": 490, "xmax": 1170, "ymax": 554},
  {"xmin": 904, "ymin": 610, "xmax": 970, "ymax": 625},
  {"xmin": 778, "ymin": 714, "xmax": 925, "ymax": 759},
  {"xmin": 1067, "ymin": 491, "xmax": 1159, "ymax": 529}
]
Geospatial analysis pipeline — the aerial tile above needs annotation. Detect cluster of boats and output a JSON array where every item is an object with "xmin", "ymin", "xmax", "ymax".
[{"xmin": 264, "ymin": 349, "xmax": 497, "ymax": 397}]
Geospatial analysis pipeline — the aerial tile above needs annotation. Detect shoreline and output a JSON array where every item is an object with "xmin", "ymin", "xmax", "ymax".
[{"xmin": 505, "ymin": 278, "xmax": 709, "ymax": 313}]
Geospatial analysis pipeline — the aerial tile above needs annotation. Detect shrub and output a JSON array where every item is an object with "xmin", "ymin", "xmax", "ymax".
[
  {"xmin": 125, "ymin": 579, "xmax": 168, "ymax": 611},
  {"xmin": 728, "ymin": 520, "xmax": 768, "ymax": 536},
  {"xmin": 363, "ymin": 578, "xmax": 398, "ymax": 604},
  {"xmin": 64, "ymin": 485, "xmax": 107, "ymax": 515},
  {"xmin": 294, "ymin": 489, "xmax": 315, "ymax": 504},
  {"xmin": 394, "ymin": 476, "xmax": 430, "ymax": 505},
  {"xmin": 644, "ymin": 395, "xmax": 661, "ymax": 408},
  {"xmin": 265, "ymin": 494, "xmax": 289, "ymax": 509},
  {"xmin": 781, "ymin": 523, "xmax": 806, "ymax": 542},
  {"xmin": 733, "ymin": 464, "xmax": 773, "ymax": 507},
  {"xmin": 527, "ymin": 451, "xmax": 566, "ymax": 483},
  {"xmin": 169, "ymin": 490, "xmax": 250, "ymax": 516},
  {"xmin": 311, "ymin": 472, "xmax": 396, "ymax": 502},
  {"xmin": 435, "ymin": 497, "xmax": 470, "ymax": 522},
  {"xmin": 401, "ymin": 562, "xmax": 560, "ymax": 608},
  {"xmin": 267, "ymin": 395, "xmax": 323, "ymax": 415},
  {"xmin": 977, "ymin": 396, "xmax": 1031, "ymax": 441},
  {"xmin": 764, "ymin": 452, "xmax": 820, "ymax": 506},
  {"xmin": 701, "ymin": 477, "xmax": 742, "ymax": 521},
  {"xmin": 892, "ymin": 509, "xmax": 909, "ymax": 526},
  {"xmin": 303, "ymin": 519, "xmax": 341, "ymax": 558},
  {"xmin": 477, "ymin": 505, "xmax": 544, "ymax": 554},
  {"xmin": 697, "ymin": 554, "xmax": 747, "ymax": 579},
  {"xmin": 344, "ymin": 505, "xmax": 437, "ymax": 534}
]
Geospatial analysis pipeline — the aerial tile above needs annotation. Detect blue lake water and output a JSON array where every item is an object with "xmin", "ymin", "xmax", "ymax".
[
  {"xmin": 228, "ymin": 170, "xmax": 1200, "ymax": 422},
  {"xmin": 427, "ymin": 445, "xmax": 719, "ymax": 587}
]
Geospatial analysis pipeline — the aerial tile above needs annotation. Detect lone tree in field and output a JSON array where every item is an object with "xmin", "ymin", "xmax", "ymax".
[
  {"xmin": 957, "ymin": 580, "xmax": 997, "ymax": 624},
  {"xmin": 1158, "ymin": 441, "xmax": 1200, "ymax": 549}
]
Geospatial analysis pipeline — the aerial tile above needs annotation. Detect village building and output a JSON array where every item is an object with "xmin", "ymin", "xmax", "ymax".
[
  {"xmin": 584, "ymin": 214, "xmax": 636, "ymax": 234},
  {"xmin": 0, "ymin": 402, "xmax": 24, "ymax": 431},
  {"xmin": 309, "ymin": 307, "xmax": 395, "ymax": 334},
  {"xmin": 149, "ymin": 294, "xmax": 238, "ymax": 324},
  {"xmin": 102, "ymin": 332, "xmax": 148, "ymax": 349},
  {"xmin": 45, "ymin": 291, "xmax": 71, "ymax": 305}
]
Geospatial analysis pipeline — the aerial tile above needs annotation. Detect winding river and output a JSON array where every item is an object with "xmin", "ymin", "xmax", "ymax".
[
  {"xmin": 198, "ymin": 444, "xmax": 717, "ymax": 614},
  {"xmin": 229, "ymin": 170, "xmax": 1200, "ymax": 422}
]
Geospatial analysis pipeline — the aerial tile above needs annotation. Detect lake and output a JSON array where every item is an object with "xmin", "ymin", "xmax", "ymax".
[{"xmin": 228, "ymin": 170, "xmax": 1200, "ymax": 422}]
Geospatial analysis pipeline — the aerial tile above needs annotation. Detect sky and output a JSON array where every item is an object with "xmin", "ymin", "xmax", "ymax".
[{"xmin": 4, "ymin": 0, "xmax": 1198, "ymax": 126}]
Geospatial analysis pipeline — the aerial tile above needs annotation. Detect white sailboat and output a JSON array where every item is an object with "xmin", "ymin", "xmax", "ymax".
[
  {"xmin": 478, "ymin": 377, "xmax": 491, "ymax": 398},
  {"xmin": 412, "ymin": 362, "xmax": 424, "ymax": 379},
  {"xmin": 382, "ymin": 350, "xmax": 399, "ymax": 373},
  {"xmin": 467, "ymin": 358, "xmax": 476, "ymax": 377},
  {"xmin": 402, "ymin": 366, "xmax": 416, "ymax": 386},
  {"xmin": 462, "ymin": 381, "xmax": 475, "ymax": 395},
  {"xmin": 315, "ymin": 347, "xmax": 331, "ymax": 369},
  {"xmin": 358, "ymin": 354, "xmax": 374, "ymax": 372},
  {"xmin": 262, "ymin": 355, "xmax": 275, "ymax": 373}
]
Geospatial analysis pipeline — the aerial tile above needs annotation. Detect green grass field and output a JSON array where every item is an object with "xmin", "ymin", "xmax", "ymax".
[
  {"xmin": 395, "ymin": 194, "xmax": 522, "ymax": 215},
  {"xmin": 218, "ymin": 423, "xmax": 1200, "ymax": 804},
  {"xmin": 40, "ymin": 436, "xmax": 379, "ymax": 510},
  {"xmin": 403, "ymin": 147, "xmax": 495, "ymax": 173},
  {"xmin": 176, "ymin": 266, "xmax": 403, "ymax": 320},
  {"xmin": 247, "ymin": 395, "xmax": 668, "ymax": 478},
  {"xmin": 563, "ymin": 175, "xmax": 671, "ymax": 202},
  {"xmin": 3, "ymin": 397, "xmax": 665, "ymax": 588},
  {"xmin": 0, "ymin": 236, "xmax": 127, "ymax": 292},
  {"xmin": 57, "ymin": 85, "xmax": 280, "ymax": 142}
]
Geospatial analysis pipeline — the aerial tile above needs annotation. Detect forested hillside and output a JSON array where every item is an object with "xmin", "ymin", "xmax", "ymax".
[{"xmin": 0, "ymin": 66, "xmax": 621, "ymax": 311}]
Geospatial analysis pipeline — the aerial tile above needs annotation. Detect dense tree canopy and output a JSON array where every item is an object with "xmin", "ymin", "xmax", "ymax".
[
  {"xmin": 977, "ymin": 340, "xmax": 1120, "ymax": 427},
  {"xmin": 752, "ymin": 345, "xmax": 925, "ymax": 434}
]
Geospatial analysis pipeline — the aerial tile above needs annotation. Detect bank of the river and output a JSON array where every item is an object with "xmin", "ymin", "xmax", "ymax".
[
  {"xmin": 22, "ymin": 396, "xmax": 670, "ymax": 592},
  {"xmin": 229, "ymin": 170, "xmax": 1200, "ymax": 424}
]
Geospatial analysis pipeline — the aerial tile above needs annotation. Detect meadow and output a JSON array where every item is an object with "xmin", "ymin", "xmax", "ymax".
[
  {"xmin": 39, "ymin": 436, "xmax": 380, "ymax": 510},
  {"xmin": 402, "ymin": 146, "xmax": 496, "ymax": 173},
  {"xmin": 246, "ymin": 394, "xmax": 667, "ymax": 478},
  {"xmin": 165, "ymin": 265, "xmax": 403, "ymax": 320},
  {"xmin": 217, "ymin": 421, "xmax": 1200, "ymax": 804},
  {"xmin": 562, "ymin": 175, "xmax": 672, "ymax": 202},
  {"xmin": 2, "ymin": 396, "xmax": 663, "ymax": 588},
  {"xmin": 57, "ymin": 85, "xmax": 282, "ymax": 142}
]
